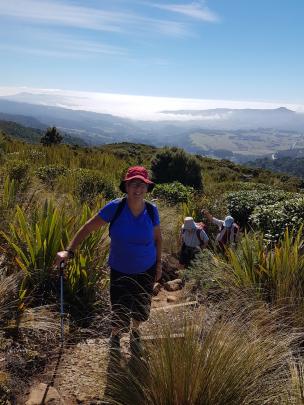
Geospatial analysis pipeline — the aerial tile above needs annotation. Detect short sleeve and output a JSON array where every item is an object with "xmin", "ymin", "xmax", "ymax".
[
  {"xmin": 212, "ymin": 217, "xmax": 224, "ymax": 229},
  {"xmin": 200, "ymin": 229, "xmax": 209, "ymax": 243},
  {"xmin": 98, "ymin": 199, "xmax": 120, "ymax": 223}
]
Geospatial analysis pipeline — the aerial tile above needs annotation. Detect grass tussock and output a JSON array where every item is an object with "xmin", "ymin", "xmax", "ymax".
[
  {"xmin": 105, "ymin": 306, "xmax": 296, "ymax": 405},
  {"xmin": 225, "ymin": 228, "xmax": 304, "ymax": 325},
  {"xmin": 0, "ymin": 273, "xmax": 20, "ymax": 323}
]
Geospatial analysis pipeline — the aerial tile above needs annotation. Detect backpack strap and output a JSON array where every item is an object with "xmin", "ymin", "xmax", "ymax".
[
  {"xmin": 196, "ymin": 228, "xmax": 206, "ymax": 246},
  {"xmin": 145, "ymin": 201, "xmax": 155, "ymax": 225},
  {"xmin": 109, "ymin": 198, "xmax": 155, "ymax": 234},
  {"xmin": 109, "ymin": 197, "xmax": 127, "ymax": 233},
  {"xmin": 196, "ymin": 228, "xmax": 202, "ymax": 242}
]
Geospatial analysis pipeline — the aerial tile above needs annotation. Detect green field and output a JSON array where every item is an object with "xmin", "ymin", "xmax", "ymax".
[{"xmin": 190, "ymin": 129, "xmax": 304, "ymax": 157}]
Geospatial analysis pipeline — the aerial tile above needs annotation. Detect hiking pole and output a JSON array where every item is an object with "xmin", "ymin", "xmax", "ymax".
[
  {"xmin": 41, "ymin": 261, "xmax": 65, "ymax": 404},
  {"xmin": 59, "ymin": 261, "xmax": 65, "ymax": 343}
]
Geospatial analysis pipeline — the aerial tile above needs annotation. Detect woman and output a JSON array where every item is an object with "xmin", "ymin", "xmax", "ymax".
[
  {"xmin": 179, "ymin": 217, "xmax": 209, "ymax": 267},
  {"xmin": 201, "ymin": 209, "xmax": 239, "ymax": 250},
  {"xmin": 55, "ymin": 166, "xmax": 162, "ymax": 357}
]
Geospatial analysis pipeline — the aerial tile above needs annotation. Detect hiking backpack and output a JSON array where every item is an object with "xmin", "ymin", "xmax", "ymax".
[
  {"xmin": 182, "ymin": 222, "xmax": 207, "ymax": 247},
  {"xmin": 109, "ymin": 197, "xmax": 155, "ymax": 233},
  {"xmin": 219, "ymin": 223, "xmax": 239, "ymax": 246}
]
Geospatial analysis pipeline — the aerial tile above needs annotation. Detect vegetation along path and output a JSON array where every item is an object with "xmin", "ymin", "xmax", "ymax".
[{"xmin": 24, "ymin": 264, "xmax": 189, "ymax": 404}]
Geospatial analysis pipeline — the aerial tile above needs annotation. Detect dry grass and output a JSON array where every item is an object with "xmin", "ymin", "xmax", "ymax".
[
  {"xmin": 158, "ymin": 202, "xmax": 181, "ymax": 255},
  {"xmin": 105, "ymin": 304, "xmax": 297, "ymax": 405},
  {"xmin": 0, "ymin": 273, "xmax": 20, "ymax": 323}
]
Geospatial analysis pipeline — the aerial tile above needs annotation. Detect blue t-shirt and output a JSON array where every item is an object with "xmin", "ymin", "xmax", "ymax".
[{"xmin": 98, "ymin": 198, "xmax": 160, "ymax": 274}]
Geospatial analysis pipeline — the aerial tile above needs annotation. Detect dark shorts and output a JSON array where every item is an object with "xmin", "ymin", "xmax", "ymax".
[
  {"xmin": 179, "ymin": 243, "xmax": 200, "ymax": 267},
  {"xmin": 110, "ymin": 263, "xmax": 156, "ymax": 331}
]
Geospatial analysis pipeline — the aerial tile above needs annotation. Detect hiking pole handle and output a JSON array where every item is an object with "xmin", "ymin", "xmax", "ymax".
[{"xmin": 59, "ymin": 261, "xmax": 65, "ymax": 343}]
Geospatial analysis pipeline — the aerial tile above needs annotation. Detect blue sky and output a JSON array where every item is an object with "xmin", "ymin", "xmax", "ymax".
[{"xmin": 1, "ymin": 0, "xmax": 304, "ymax": 104}]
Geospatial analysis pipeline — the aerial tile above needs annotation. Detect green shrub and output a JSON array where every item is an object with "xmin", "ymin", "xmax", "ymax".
[
  {"xmin": 151, "ymin": 147, "xmax": 203, "ymax": 189},
  {"xmin": 250, "ymin": 197, "xmax": 304, "ymax": 240},
  {"xmin": 35, "ymin": 164, "xmax": 67, "ymax": 188},
  {"xmin": 152, "ymin": 181, "xmax": 194, "ymax": 204},
  {"xmin": 73, "ymin": 169, "xmax": 116, "ymax": 202},
  {"xmin": 5, "ymin": 159, "xmax": 29, "ymax": 183},
  {"xmin": 40, "ymin": 126, "xmax": 63, "ymax": 146},
  {"xmin": 232, "ymin": 182, "xmax": 273, "ymax": 191},
  {"xmin": 226, "ymin": 189, "xmax": 299, "ymax": 227}
]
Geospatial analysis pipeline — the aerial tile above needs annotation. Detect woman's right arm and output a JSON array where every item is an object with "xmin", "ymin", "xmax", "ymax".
[
  {"xmin": 201, "ymin": 209, "xmax": 213, "ymax": 222},
  {"xmin": 55, "ymin": 214, "xmax": 107, "ymax": 267}
]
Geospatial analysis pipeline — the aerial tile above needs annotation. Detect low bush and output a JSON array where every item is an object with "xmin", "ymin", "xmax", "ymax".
[
  {"xmin": 226, "ymin": 189, "xmax": 299, "ymax": 227},
  {"xmin": 35, "ymin": 164, "xmax": 67, "ymax": 188},
  {"xmin": 250, "ymin": 197, "xmax": 304, "ymax": 240},
  {"xmin": 72, "ymin": 169, "xmax": 117, "ymax": 202},
  {"xmin": 5, "ymin": 159, "xmax": 29, "ymax": 184},
  {"xmin": 152, "ymin": 181, "xmax": 194, "ymax": 205},
  {"xmin": 151, "ymin": 147, "xmax": 203, "ymax": 189}
]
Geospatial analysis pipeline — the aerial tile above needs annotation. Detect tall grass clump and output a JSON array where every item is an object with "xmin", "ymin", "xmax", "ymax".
[
  {"xmin": 190, "ymin": 228, "xmax": 304, "ymax": 327},
  {"xmin": 105, "ymin": 307, "xmax": 295, "ymax": 405},
  {"xmin": 225, "ymin": 228, "xmax": 304, "ymax": 307},
  {"xmin": 0, "ymin": 273, "xmax": 20, "ymax": 325},
  {"xmin": 1, "ymin": 199, "xmax": 110, "ymax": 316},
  {"xmin": 1, "ymin": 200, "xmax": 71, "ymax": 303},
  {"xmin": 0, "ymin": 176, "xmax": 17, "ymax": 228},
  {"xmin": 64, "ymin": 203, "xmax": 110, "ymax": 316}
]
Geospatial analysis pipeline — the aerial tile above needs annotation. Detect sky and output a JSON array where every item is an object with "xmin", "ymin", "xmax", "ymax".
[{"xmin": 1, "ymin": 0, "xmax": 304, "ymax": 109}]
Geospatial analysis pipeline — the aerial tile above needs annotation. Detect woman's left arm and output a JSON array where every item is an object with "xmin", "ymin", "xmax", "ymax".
[{"xmin": 154, "ymin": 225, "xmax": 162, "ymax": 281}]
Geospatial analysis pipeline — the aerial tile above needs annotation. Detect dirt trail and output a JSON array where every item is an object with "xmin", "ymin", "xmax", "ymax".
[{"xmin": 22, "ymin": 284, "xmax": 191, "ymax": 404}]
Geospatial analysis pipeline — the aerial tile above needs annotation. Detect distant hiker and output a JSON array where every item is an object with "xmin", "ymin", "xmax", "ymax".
[
  {"xmin": 179, "ymin": 217, "xmax": 209, "ymax": 267},
  {"xmin": 55, "ymin": 166, "xmax": 162, "ymax": 358},
  {"xmin": 202, "ymin": 209, "xmax": 239, "ymax": 250}
]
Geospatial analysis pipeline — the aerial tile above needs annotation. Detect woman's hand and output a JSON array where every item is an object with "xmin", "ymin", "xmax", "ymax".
[
  {"xmin": 201, "ymin": 209, "xmax": 212, "ymax": 221},
  {"xmin": 54, "ymin": 250, "xmax": 71, "ymax": 269},
  {"xmin": 155, "ymin": 262, "xmax": 162, "ymax": 281}
]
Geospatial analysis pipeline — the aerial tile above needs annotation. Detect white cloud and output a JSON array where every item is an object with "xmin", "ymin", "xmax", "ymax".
[
  {"xmin": 0, "ymin": 0, "xmax": 123, "ymax": 32},
  {"xmin": 0, "ymin": 86, "xmax": 303, "ymax": 120},
  {"xmin": 148, "ymin": 2, "xmax": 219, "ymax": 22},
  {"xmin": 0, "ymin": 0, "xmax": 191, "ymax": 37},
  {"xmin": 0, "ymin": 28, "xmax": 127, "ymax": 59}
]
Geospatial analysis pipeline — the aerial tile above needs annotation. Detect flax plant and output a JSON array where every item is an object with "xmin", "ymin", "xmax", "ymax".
[
  {"xmin": 1, "ymin": 176, "xmax": 17, "ymax": 210},
  {"xmin": 226, "ymin": 228, "xmax": 304, "ymax": 303},
  {"xmin": 65, "ymin": 203, "xmax": 110, "ymax": 313},
  {"xmin": 1, "ymin": 200, "xmax": 71, "ymax": 301},
  {"xmin": 225, "ymin": 231, "xmax": 266, "ymax": 293}
]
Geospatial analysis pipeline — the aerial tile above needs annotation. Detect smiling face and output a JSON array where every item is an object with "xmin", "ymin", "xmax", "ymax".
[{"xmin": 125, "ymin": 178, "xmax": 148, "ymax": 201}]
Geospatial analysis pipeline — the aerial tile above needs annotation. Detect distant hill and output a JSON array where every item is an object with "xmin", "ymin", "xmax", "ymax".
[
  {"xmin": 1, "ymin": 96, "xmax": 304, "ymax": 163},
  {"xmin": 0, "ymin": 112, "xmax": 45, "ymax": 129},
  {"xmin": 0, "ymin": 98, "xmax": 147, "ymax": 145},
  {"xmin": 248, "ymin": 156, "xmax": 304, "ymax": 179},
  {"xmin": 0, "ymin": 119, "xmax": 88, "ymax": 146},
  {"xmin": 160, "ymin": 107, "xmax": 304, "ymax": 131}
]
